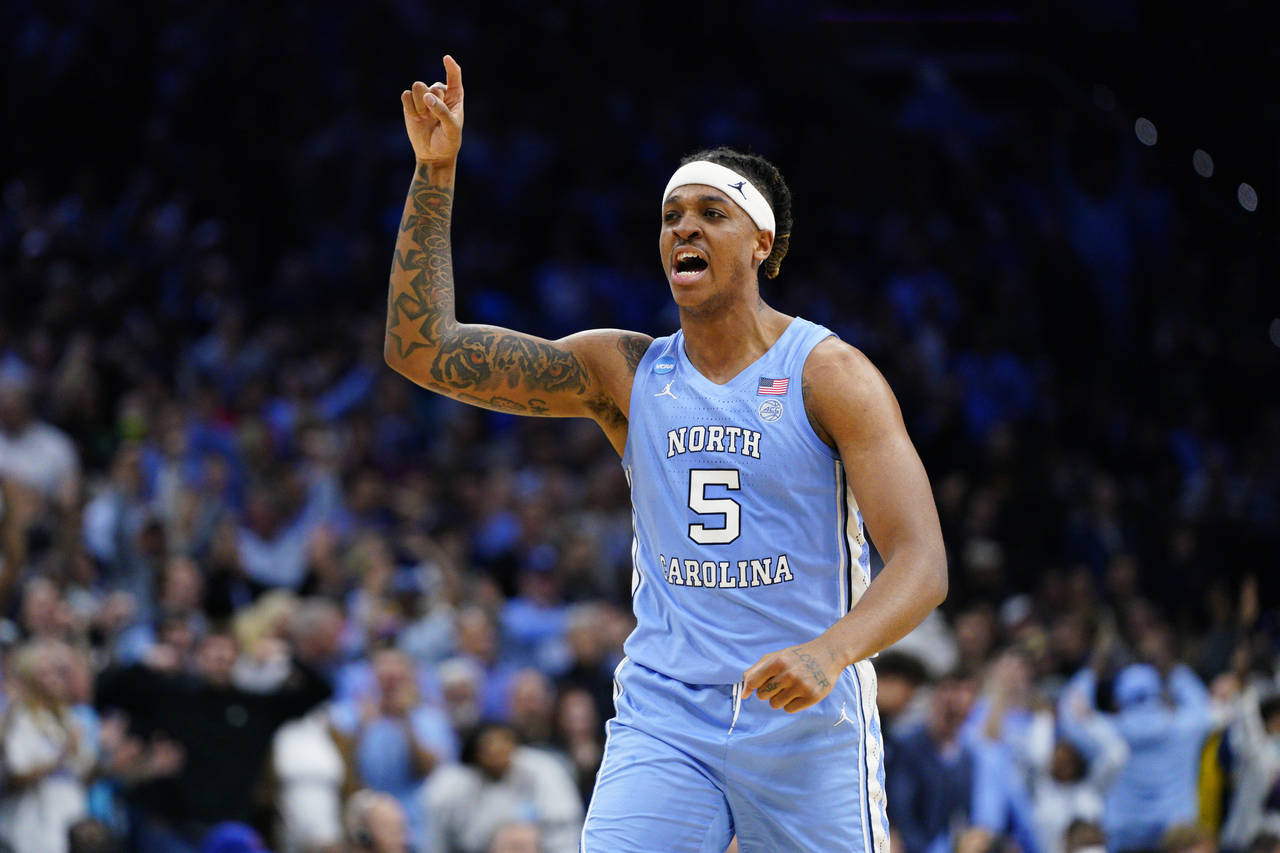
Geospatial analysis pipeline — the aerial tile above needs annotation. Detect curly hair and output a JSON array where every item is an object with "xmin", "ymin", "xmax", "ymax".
[{"xmin": 679, "ymin": 146, "xmax": 793, "ymax": 279}]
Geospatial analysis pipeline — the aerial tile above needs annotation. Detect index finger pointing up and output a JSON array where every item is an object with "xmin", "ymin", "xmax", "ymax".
[{"xmin": 443, "ymin": 55, "xmax": 463, "ymax": 97}]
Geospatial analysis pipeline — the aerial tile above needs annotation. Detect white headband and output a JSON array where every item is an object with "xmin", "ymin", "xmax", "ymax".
[{"xmin": 662, "ymin": 161, "xmax": 776, "ymax": 235}]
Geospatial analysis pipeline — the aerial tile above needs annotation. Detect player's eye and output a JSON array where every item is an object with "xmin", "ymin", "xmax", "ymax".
[
  {"xmin": 663, "ymin": 210, "xmax": 679, "ymax": 223},
  {"xmin": 704, "ymin": 208, "xmax": 725, "ymax": 218}
]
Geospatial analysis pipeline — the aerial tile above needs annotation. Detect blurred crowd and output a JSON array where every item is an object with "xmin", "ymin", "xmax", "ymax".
[{"xmin": 2, "ymin": 2, "xmax": 1277, "ymax": 853}]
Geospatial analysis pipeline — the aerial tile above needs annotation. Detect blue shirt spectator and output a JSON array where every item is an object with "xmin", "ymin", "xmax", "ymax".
[
  {"xmin": 330, "ymin": 648, "xmax": 457, "ymax": 849},
  {"xmin": 1064, "ymin": 663, "xmax": 1212, "ymax": 850}
]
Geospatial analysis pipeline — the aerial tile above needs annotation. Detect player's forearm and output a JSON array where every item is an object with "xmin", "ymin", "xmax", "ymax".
[
  {"xmin": 382, "ymin": 161, "xmax": 603, "ymax": 418},
  {"xmin": 385, "ymin": 160, "xmax": 459, "ymax": 365},
  {"xmin": 822, "ymin": 542, "xmax": 946, "ymax": 667}
]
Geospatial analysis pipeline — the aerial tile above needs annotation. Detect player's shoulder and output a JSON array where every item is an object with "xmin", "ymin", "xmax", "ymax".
[
  {"xmin": 802, "ymin": 335, "xmax": 885, "ymax": 396},
  {"xmin": 801, "ymin": 336, "xmax": 902, "ymax": 444}
]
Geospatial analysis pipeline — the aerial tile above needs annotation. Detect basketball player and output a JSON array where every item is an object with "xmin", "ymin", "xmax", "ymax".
[{"xmin": 387, "ymin": 57, "xmax": 948, "ymax": 852}]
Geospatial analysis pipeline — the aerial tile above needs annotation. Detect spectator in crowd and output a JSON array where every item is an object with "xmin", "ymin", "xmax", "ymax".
[
  {"xmin": 89, "ymin": 711, "xmax": 185, "ymax": 839},
  {"xmin": 499, "ymin": 560, "xmax": 569, "ymax": 673},
  {"xmin": 1064, "ymin": 660, "xmax": 1212, "ymax": 851},
  {"xmin": 453, "ymin": 607, "xmax": 518, "ymax": 721},
  {"xmin": 345, "ymin": 789, "xmax": 409, "ymax": 853},
  {"xmin": 422, "ymin": 723, "xmax": 583, "ymax": 853},
  {"xmin": 68, "ymin": 818, "xmax": 121, "ymax": 853},
  {"xmin": 285, "ymin": 598, "xmax": 350, "ymax": 701},
  {"xmin": 1162, "ymin": 823, "xmax": 1218, "ymax": 853},
  {"xmin": 1065, "ymin": 820, "xmax": 1107, "ymax": 853},
  {"xmin": 330, "ymin": 647, "xmax": 455, "ymax": 847},
  {"xmin": 1219, "ymin": 683, "xmax": 1280, "ymax": 849},
  {"xmin": 1021, "ymin": 682, "xmax": 1128, "ymax": 853},
  {"xmin": 237, "ymin": 465, "xmax": 344, "ymax": 592},
  {"xmin": 486, "ymin": 823, "xmax": 539, "ymax": 853},
  {"xmin": 875, "ymin": 651, "xmax": 930, "ymax": 783},
  {"xmin": 0, "ymin": 368, "xmax": 79, "ymax": 505},
  {"xmin": 270, "ymin": 706, "xmax": 350, "ymax": 853},
  {"xmin": 505, "ymin": 668, "xmax": 556, "ymax": 749},
  {"xmin": 232, "ymin": 591, "xmax": 298, "ymax": 692},
  {"xmin": 17, "ymin": 576, "xmax": 73, "ymax": 642},
  {"xmin": 555, "ymin": 605, "xmax": 616, "ymax": 728},
  {"xmin": 550, "ymin": 687, "xmax": 603, "ymax": 806},
  {"xmin": 875, "ymin": 652, "xmax": 929, "ymax": 733},
  {"xmin": 437, "ymin": 657, "xmax": 484, "ymax": 741},
  {"xmin": 1, "ymin": 639, "xmax": 96, "ymax": 853},
  {"xmin": 82, "ymin": 445, "xmax": 157, "ymax": 617},
  {"xmin": 93, "ymin": 627, "xmax": 331, "ymax": 851},
  {"xmin": 887, "ymin": 669, "xmax": 982, "ymax": 853}
]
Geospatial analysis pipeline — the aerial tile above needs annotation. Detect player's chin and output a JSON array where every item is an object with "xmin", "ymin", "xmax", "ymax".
[{"xmin": 668, "ymin": 273, "xmax": 719, "ymax": 311}]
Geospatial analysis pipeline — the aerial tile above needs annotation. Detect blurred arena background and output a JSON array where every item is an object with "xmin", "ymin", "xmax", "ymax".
[{"xmin": 1, "ymin": 2, "xmax": 1277, "ymax": 852}]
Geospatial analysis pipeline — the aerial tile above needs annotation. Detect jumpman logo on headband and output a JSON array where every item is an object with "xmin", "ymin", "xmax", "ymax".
[
  {"xmin": 728, "ymin": 181, "xmax": 748, "ymax": 198},
  {"xmin": 653, "ymin": 380, "xmax": 678, "ymax": 400}
]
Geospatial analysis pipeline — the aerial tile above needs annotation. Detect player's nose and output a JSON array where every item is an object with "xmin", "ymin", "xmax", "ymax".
[{"xmin": 672, "ymin": 218, "xmax": 701, "ymax": 241}]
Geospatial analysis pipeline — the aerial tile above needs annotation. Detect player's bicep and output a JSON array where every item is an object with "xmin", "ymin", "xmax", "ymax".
[
  {"xmin": 843, "ymin": 425, "xmax": 939, "ymax": 565},
  {"xmin": 387, "ymin": 323, "xmax": 646, "ymax": 422},
  {"xmin": 805, "ymin": 342, "xmax": 942, "ymax": 563}
]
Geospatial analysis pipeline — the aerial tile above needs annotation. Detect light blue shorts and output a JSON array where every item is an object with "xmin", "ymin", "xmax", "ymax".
[{"xmin": 581, "ymin": 657, "xmax": 889, "ymax": 853}]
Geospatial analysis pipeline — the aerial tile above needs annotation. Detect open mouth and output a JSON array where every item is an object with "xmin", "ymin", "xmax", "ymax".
[{"xmin": 673, "ymin": 250, "xmax": 709, "ymax": 279}]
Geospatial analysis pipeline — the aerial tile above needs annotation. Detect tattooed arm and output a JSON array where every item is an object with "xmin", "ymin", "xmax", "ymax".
[{"xmin": 386, "ymin": 57, "xmax": 651, "ymax": 452}]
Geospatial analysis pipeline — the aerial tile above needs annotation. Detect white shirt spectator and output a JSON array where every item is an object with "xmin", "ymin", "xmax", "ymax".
[
  {"xmin": 1025, "ymin": 709, "xmax": 1128, "ymax": 853},
  {"xmin": 0, "ymin": 703, "xmax": 94, "ymax": 853},
  {"xmin": 1220, "ymin": 683, "xmax": 1280, "ymax": 848},
  {"xmin": 272, "ymin": 708, "xmax": 348, "ymax": 853},
  {"xmin": 423, "ymin": 744, "xmax": 583, "ymax": 853},
  {"xmin": 0, "ymin": 420, "xmax": 78, "ymax": 498}
]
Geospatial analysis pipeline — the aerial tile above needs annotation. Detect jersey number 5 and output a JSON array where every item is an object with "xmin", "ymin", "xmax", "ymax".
[{"xmin": 688, "ymin": 469, "xmax": 741, "ymax": 545}]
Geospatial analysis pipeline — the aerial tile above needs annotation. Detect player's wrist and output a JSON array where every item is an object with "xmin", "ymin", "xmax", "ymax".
[
  {"xmin": 411, "ymin": 159, "xmax": 457, "ymax": 193},
  {"xmin": 414, "ymin": 156, "xmax": 458, "ymax": 176},
  {"xmin": 821, "ymin": 625, "xmax": 865, "ymax": 669}
]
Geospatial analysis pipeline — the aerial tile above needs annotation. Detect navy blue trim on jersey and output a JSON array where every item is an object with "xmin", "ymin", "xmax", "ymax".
[
  {"xmin": 839, "ymin": 464, "xmax": 854, "ymax": 614},
  {"xmin": 851, "ymin": 665, "xmax": 874, "ymax": 853}
]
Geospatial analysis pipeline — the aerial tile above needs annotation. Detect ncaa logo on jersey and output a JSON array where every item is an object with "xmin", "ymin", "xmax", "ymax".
[
  {"xmin": 653, "ymin": 357, "xmax": 676, "ymax": 375},
  {"xmin": 757, "ymin": 399, "xmax": 784, "ymax": 422}
]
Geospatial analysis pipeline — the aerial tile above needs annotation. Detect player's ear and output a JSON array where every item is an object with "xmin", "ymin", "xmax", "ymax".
[{"xmin": 754, "ymin": 230, "xmax": 774, "ymax": 264}]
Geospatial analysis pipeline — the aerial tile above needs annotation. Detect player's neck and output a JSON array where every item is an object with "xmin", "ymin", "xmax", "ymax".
[{"xmin": 678, "ymin": 297, "xmax": 792, "ymax": 384}]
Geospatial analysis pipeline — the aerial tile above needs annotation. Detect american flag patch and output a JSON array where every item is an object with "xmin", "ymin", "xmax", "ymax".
[{"xmin": 757, "ymin": 376, "xmax": 789, "ymax": 395}]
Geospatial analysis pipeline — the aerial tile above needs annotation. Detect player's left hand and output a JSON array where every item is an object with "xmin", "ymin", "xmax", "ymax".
[{"xmin": 743, "ymin": 637, "xmax": 846, "ymax": 713}]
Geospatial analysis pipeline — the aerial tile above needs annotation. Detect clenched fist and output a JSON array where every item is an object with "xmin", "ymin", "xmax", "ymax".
[
  {"xmin": 401, "ymin": 55, "xmax": 464, "ymax": 166},
  {"xmin": 743, "ymin": 636, "xmax": 846, "ymax": 713}
]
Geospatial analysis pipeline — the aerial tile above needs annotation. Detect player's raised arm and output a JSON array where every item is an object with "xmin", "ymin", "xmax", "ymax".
[{"xmin": 385, "ymin": 56, "xmax": 650, "ymax": 442}]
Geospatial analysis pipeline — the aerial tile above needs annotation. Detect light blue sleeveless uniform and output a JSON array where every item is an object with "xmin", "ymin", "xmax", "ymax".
[{"xmin": 582, "ymin": 317, "xmax": 891, "ymax": 853}]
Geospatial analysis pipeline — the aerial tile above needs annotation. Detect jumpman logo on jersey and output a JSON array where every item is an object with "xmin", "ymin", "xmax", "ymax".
[
  {"xmin": 833, "ymin": 701, "xmax": 854, "ymax": 728},
  {"xmin": 728, "ymin": 180, "xmax": 748, "ymax": 198},
  {"xmin": 653, "ymin": 380, "xmax": 678, "ymax": 400}
]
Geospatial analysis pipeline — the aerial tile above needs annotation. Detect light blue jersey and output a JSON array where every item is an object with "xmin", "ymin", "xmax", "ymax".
[
  {"xmin": 621, "ymin": 316, "xmax": 871, "ymax": 685},
  {"xmin": 586, "ymin": 317, "xmax": 891, "ymax": 853}
]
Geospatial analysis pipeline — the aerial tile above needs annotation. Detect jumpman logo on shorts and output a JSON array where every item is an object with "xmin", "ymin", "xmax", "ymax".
[
  {"xmin": 654, "ymin": 380, "xmax": 678, "ymax": 400},
  {"xmin": 834, "ymin": 701, "xmax": 854, "ymax": 728}
]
